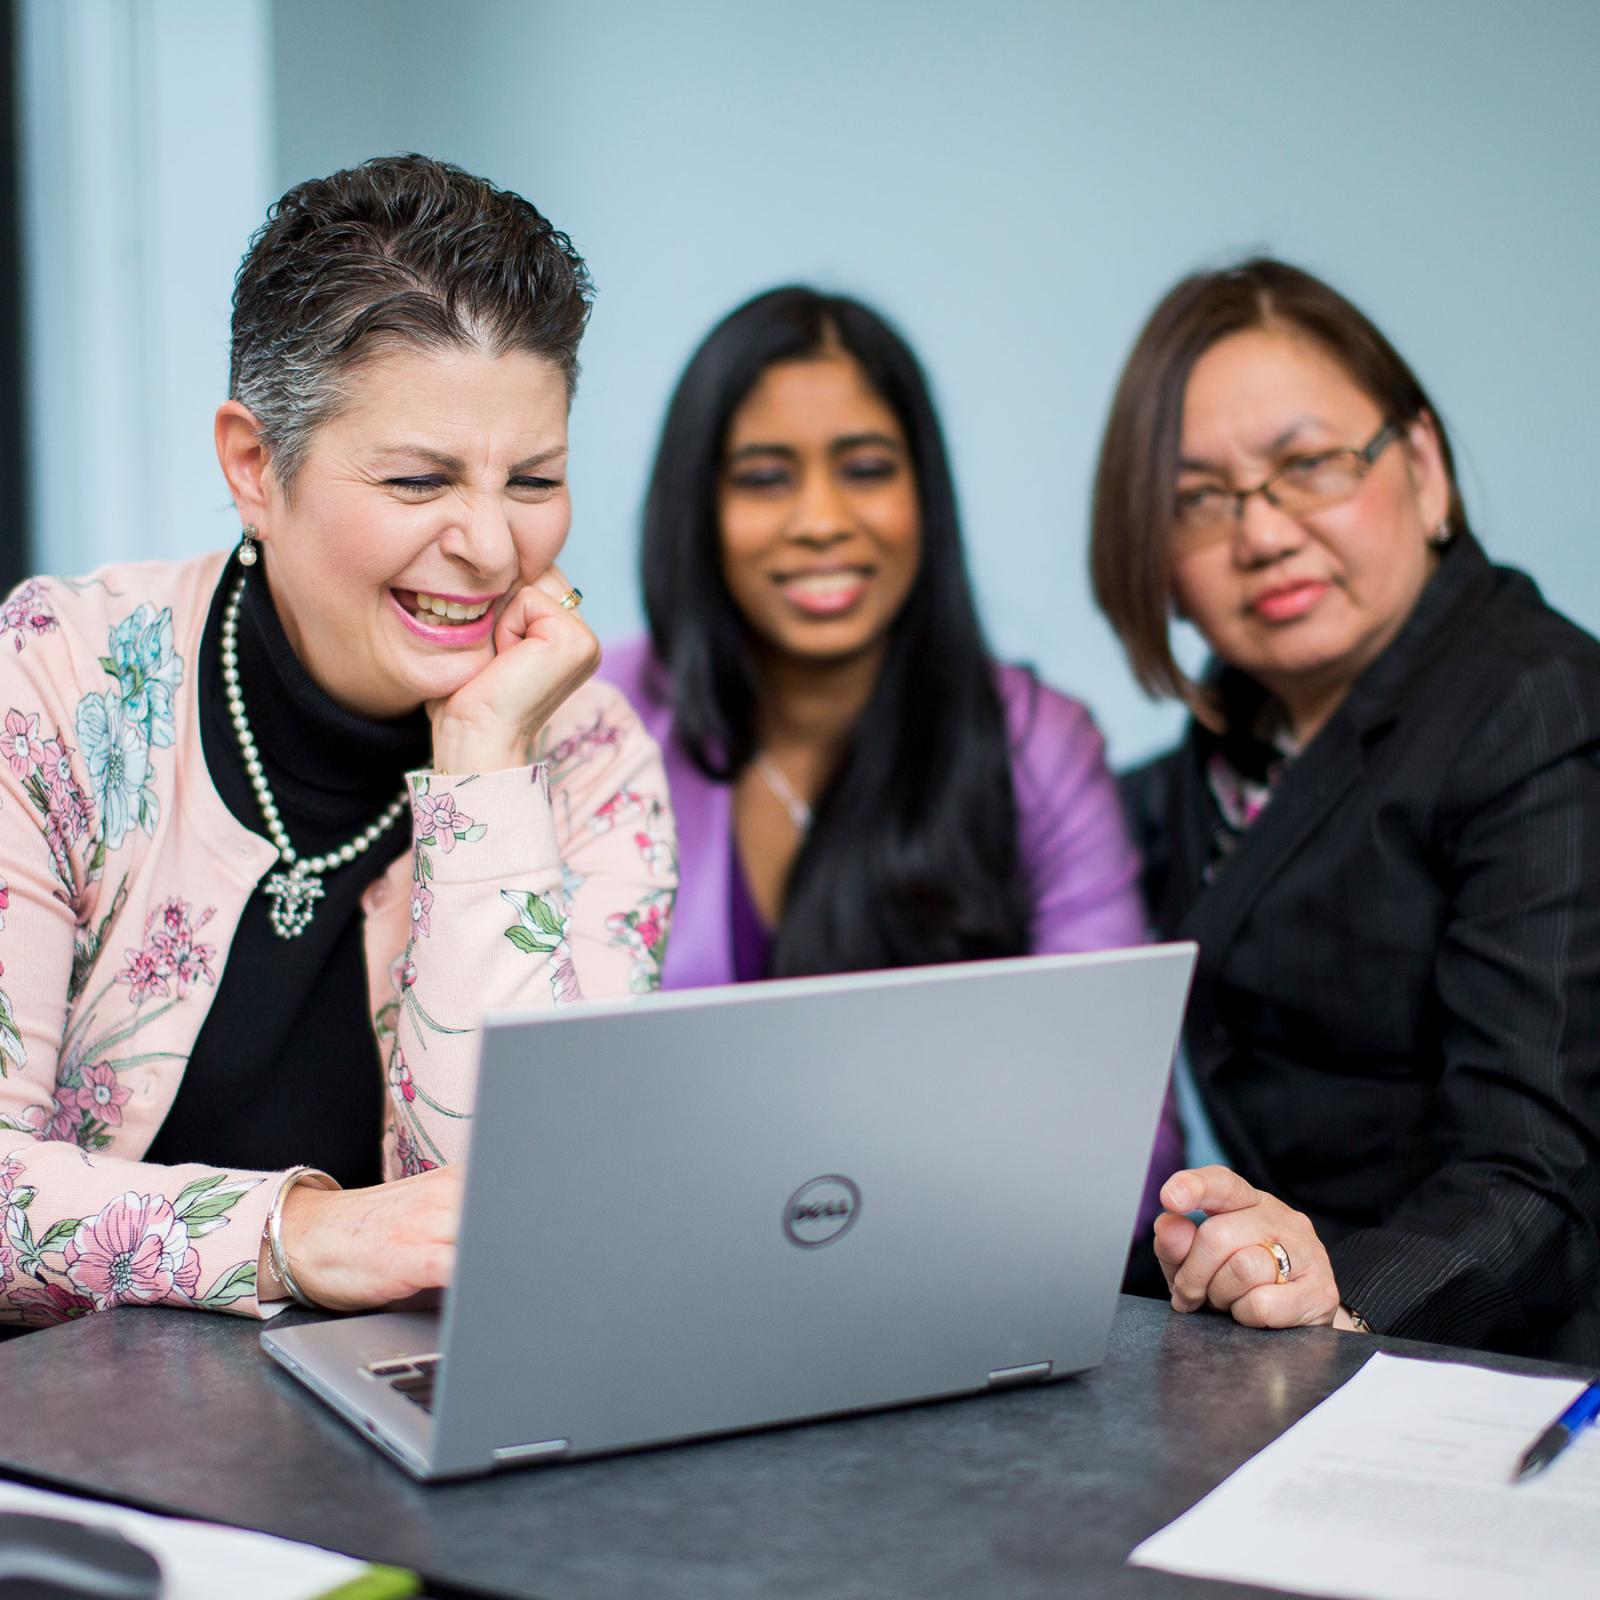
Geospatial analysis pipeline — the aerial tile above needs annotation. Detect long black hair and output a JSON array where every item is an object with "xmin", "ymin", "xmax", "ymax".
[{"xmin": 641, "ymin": 286, "xmax": 1031, "ymax": 976}]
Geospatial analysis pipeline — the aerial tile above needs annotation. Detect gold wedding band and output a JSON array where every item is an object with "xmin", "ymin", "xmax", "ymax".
[
  {"xmin": 558, "ymin": 587, "xmax": 583, "ymax": 611},
  {"xmin": 1259, "ymin": 1241, "xmax": 1292, "ymax": 1284}
]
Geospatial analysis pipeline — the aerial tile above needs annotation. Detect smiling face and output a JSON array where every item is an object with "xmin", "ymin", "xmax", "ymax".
[
  {"xmin": 240, "ymin": 344, "xmax": 571, "ymax": 719},
  {"xmin": 1169, "ymin": 325, "xmax": 1450, "ymax": 739},
  {"xmin": 717, "ymin": 350, "xmax": 921, "ymax": 671}
]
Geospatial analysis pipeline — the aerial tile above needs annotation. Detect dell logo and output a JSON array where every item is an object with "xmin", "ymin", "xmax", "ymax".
[{"xmin": 783, "ymin": 1175, "xmax": 861, "ymax": 1249}]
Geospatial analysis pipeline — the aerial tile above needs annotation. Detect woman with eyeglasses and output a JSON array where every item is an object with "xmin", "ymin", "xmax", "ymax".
[
  {"xmin": 1096, "ymin": 257, "xmax": 1600, "ymax": 1358},
  {"xmin": 602, "ymin": 285, "xmax": 1182, "ymax": 1254}
]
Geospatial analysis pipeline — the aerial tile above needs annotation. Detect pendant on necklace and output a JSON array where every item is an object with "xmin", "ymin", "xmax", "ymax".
[{"xmin": 264, "ymin": 862, "xmax": 325, "ymax": 939}]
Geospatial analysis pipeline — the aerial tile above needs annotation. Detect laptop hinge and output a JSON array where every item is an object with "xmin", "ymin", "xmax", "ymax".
[
  {"xmin": 986, "ymin": 1361, "xmax": 1053, "ymax": 1389},
  {"xmin": 492, "ymin": 1437, "xmax": 571, "ymax": 1464}
]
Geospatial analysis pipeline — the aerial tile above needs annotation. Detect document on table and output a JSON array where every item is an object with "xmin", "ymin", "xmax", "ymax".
[
  {"xmin": 1129, "ymin": 1350, "xmax": 1600, "ymax": 1600},
  {"xmin": 0, "ymin": 1478, "xmax": 417, "ymax": 1599}
]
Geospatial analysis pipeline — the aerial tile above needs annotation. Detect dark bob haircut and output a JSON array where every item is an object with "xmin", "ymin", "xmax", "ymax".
[
  {"xmin": 641, "ymin": 286, "xmax": 1030, "ymax": 977},
  {"xmin": 1090, "ymin": 256, "xmax": 1470, "ymax": 721},
  {"xmin": 230, "ymin": 153, "xmax": 593, "ymax": 491}
]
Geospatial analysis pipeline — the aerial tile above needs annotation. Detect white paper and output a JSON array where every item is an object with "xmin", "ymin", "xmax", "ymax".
[
  {"xmin": 1129, "ymin": 1350, "xmax": 1600, "ymax": 1600},
  {"xmin": 0, "ymin": 1478, "xmax": 380, "ymax": 1599}
]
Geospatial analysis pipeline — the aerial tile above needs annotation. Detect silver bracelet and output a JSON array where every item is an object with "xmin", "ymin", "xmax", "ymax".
[{"xmin": 265, "ymin": 1165, "xmax": 340, "ymax": 1309}]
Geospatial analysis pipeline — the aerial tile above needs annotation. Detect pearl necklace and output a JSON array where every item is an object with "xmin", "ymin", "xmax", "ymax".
[{"xmin": 222, "ymin": 576, "xmax": 409, "ymax": 938}]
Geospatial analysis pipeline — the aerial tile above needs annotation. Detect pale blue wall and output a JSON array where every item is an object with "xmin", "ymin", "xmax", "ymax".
[
  {"xmin": 19, "ymin": 0, "xmax": 274, "ymax": 578},
  {"xmin": 263, "ymin": 0, "xmax": 1598, "ymax": 761}
]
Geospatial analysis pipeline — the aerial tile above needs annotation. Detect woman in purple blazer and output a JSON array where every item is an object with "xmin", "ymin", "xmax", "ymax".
[{"xmin": 600, "ymin": 287, "xmax": 1181, "ymax": 1254}]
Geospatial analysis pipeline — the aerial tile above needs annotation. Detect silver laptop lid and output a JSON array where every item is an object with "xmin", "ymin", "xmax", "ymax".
[{"xmin": 428, "ymin": 944, "xmax": 1194, "ymax": 1473}]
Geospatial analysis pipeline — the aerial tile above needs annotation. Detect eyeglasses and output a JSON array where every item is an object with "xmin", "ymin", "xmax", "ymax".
[{"xmin": 1171, "ymin": 420, "xmax": 1400, "ymax": 545}]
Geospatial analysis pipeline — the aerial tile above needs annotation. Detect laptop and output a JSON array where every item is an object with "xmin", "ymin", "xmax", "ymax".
[{"xmin": 261, "ymin": 942, "xmax": 1195, "ymax": 1479}]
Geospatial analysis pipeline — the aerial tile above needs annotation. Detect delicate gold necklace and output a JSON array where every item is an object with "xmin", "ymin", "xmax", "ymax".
[{"xmin": 753, "ymin": 752, "xmax": 812, "ymax": 833}]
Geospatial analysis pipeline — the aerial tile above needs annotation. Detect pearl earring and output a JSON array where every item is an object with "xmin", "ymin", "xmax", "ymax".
[
  {"xmin": 238, "ymin": 524, "xmax": 260, "ymax": 567},
  {"xmin": 1428, "ymin": 517, "xmax": 1454, "ymax": 549}
]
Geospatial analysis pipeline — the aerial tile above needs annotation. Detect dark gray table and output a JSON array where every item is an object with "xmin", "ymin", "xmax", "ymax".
[{"xmin": 0, "ymin": 1295, "xmax": 1579, "ymax": 1599}]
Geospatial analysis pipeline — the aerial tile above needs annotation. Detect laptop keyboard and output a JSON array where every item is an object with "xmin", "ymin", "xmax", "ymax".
[{"xmin": 366, "ymin": 1353, "xmax": 441, "ymax": 1413}]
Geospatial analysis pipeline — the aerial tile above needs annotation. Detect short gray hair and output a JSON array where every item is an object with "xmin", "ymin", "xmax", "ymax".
[{"xmin": 229, "ymin": 154, "xmax": 594, "ymax": 492}]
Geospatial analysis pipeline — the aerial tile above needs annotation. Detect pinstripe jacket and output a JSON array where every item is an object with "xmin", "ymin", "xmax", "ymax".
[{"xmin": 1124, "ymin": 534, "xmax": 1600, "ymax": 1359}]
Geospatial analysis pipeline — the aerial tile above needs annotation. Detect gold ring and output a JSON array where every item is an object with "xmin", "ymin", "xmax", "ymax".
[
  {"xmin": 558, "ymin": 587, "xmax": 583, "ymax": 611},
  {"xmin": 1259, "ymin": 1241, "xmax": 1291, "ymax": 1284}
]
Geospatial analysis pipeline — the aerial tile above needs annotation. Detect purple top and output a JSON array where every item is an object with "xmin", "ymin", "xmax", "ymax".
[
  {"xmin": 728, "ymin": 836, "xmax": 773, "ymax": 983},
  {"xmin": 599, "ymin": 638, "xmax": 1184, "ymax": 1238}
]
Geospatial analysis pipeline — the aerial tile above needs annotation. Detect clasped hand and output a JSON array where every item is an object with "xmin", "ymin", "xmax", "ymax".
[
  {"xmin": 1154, "ymin": 1165, "xmax": 1348, "ymax": 1330},
  {"xmin": 428, "ymin": 562, "xmax": 599, "ymax": 775}
]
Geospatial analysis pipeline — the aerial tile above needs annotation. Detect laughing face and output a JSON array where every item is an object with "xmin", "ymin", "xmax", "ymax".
[
  {"xmin": 241, "ymin": 344, "xmax": 572, "ymax": 720},
  {"xmin": 716, "ymin": 350, "xmax": 921, "ymax": 671},
  {"xmin": 1169, "ymin": 325, "xmax": 1449, "ymax": 739}
]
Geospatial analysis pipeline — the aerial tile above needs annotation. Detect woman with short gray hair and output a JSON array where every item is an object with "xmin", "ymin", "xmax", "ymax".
[{"xmin": 0, "ymin": 155, "xmax": 675, "ymax": 1329}]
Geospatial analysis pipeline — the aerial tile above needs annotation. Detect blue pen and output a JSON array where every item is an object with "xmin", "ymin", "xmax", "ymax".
[{"xmin": 1513, "ymin": 1382, "xmax": 1600, "ymax": 1482}]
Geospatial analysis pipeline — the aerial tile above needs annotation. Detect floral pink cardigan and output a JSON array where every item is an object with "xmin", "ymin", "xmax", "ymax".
[{"xmin": 0, "ymin": 553, "xmax": 675, "ymax": 1328}]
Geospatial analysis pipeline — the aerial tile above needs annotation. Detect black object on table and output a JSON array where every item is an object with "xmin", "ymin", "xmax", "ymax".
[
  {"xmin": 0, "ymin": 1511, "xmax": 161, "ymax": 1600},
  {"xmin": 0, "ymin": 1294, "xmax": 1584, "ymax": 1599}
]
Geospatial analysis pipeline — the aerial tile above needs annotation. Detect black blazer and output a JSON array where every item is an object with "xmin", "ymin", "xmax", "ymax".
[{"xmin": 1124, "ymin": 535, "xmax": 1600, "ymax": 1359}]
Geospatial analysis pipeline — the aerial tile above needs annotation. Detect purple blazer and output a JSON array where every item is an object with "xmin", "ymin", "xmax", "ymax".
[{"xmin": 599, "ymin": 638, "xmax": 1184, "ymax": 1236}]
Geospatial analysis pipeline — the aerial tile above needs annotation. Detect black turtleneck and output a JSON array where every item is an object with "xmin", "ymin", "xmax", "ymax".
[{"xmin": 145, "ymin": 556, "xmax": 432, "ymax": 1186}]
